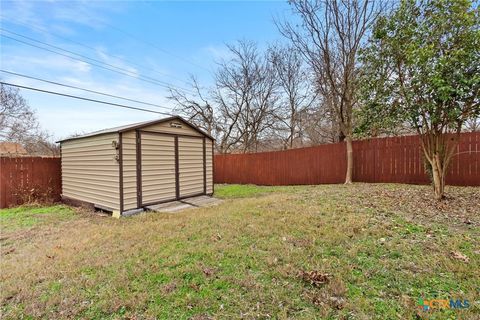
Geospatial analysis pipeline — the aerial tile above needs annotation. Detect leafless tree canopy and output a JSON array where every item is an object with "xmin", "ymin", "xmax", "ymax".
[
  {"xmin": 278, "ymin": 0, "xmax": 385, "ymax": 182},
  {"xmin": 213, "ymin": 41, "xmax": 278, "ymax": 153},
  {"xmin": 169, "ymin": 41, "xmax": 331, "ymax": 153},
  {"xmin": 168, "ymin": 76, "xmax": 215, "ymax": 136},
  {"xmin": 465, "ymin": 117, "xmax": 480, "ymax": 132},
  {"xmin": 168, "ymin": 1, "xmax": 388, "ymax": 156},
  {"xmin": 0, "ymin": 83, "xmax": 58, "ymax": 156},
  {"xmin": 268, "ymin": 45, "xmax": 317, "ymax": 149}
]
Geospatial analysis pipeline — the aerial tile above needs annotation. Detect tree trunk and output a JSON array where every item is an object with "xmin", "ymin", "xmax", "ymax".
[
  {"xmin": 430, "ymin": 154, "xmax": 446, "ymax": 200},
  {"xmin": 345, "ymin": 135, "xmax": 353, "ymax": 184},
  {"xmin": 419, "ymin": 131, "xmax": 459, "ymax": 201}
]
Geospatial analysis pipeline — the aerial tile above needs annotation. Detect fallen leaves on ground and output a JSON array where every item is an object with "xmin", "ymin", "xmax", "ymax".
[
  {"xmin": 299, "ymin": 270, "xmax": 330, "ymax": 288},
  {"xmin": 450, "ymin": 251, "xmax": 469, "ymax": 262}
]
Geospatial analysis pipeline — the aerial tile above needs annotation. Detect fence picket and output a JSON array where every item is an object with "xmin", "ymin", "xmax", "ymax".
[
  {"xmin": 0, "ymin": 157, "xmax": 61, "ymax": 208},
  {"xmin": 214, "ymin": 133, "xmax": 480, "ymax": 187}
]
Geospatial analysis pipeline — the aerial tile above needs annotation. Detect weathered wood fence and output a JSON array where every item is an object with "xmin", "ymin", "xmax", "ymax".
[
  {"xmin": 214, "ymin": 132, "xmax": 480, "ymax": 186},
  {"xmin": 0, "ymin": 157, "xmax": 61, "ymax": 208}
]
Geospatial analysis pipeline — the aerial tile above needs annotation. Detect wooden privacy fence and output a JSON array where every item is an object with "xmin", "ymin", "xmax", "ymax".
[
  {"xmin": 214, "ymin": 132, "xmax": 480, "ymax": 186},
  {"xmin": 0, "ymin": 133, "xmax": 478, "ymax": 208},
  {"xmin": 0, "ymin": 157, "xmax": 61, "ymax": 208}
]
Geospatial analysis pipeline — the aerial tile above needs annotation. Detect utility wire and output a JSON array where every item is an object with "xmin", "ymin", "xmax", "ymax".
[
  {"xmin": 0, "ymin": 29, "xmax": 191, "ymax": 93},
  {"xmin": 0, "ymin": 31, "xmax": 194, "ymax": 94},
  {"xmin": 0, "ymin": 15, "xmax": 211, "ymax": 74},
  {"xmin": 0, "ymin": 19, "xmax": 192, "ymax": 86},
  {"xmin": 0, "ymin": 28, "xmax": 190, "ymax": 91},
  {"xmin": 0, "ymin": 81, "xmax": 174, "ymax": 116},
  {"xmin": 0, "ymin": 70, "xmax": 174, "ymax": 111}
]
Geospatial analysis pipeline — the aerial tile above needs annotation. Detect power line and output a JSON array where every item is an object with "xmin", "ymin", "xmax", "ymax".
[
  {"xmin": 0, "ymin": 18, "xmax": 192, "ymax": 87},
  {"xmin": 0, "ymin": 29, "xmax": 191, "ymax": 93},
  {"xmin": 0, "ymin": 31, "xmax": 194, "ymax": 94},
  {"xmin": 0, "ymin": 27, "xmax": 191, "ymax": 91},
  {"xmin": 0, "ymin": 70, "xmax": 175, "ymax": 111},
  {"xmin": 1, "ymin": 81, "xmax": 174, "ymax": 116},
  {"xmin": 1, "ymin": 15, "xmax": 211, "ymax": 74}
]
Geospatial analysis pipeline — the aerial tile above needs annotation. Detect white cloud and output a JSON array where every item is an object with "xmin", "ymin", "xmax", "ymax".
[
  {"xmin": 202, "ymin": 44, "xmax": 234, "ymax": 62},
  {"xmin": 4, "ymin": 51, "xmax": 92, "ymax": 74},
  {"xmin": 1, "ymin": 0, "xmax": 126, "ymax": 32},
  {"xmin": 1, "ymin": 46, "xmax": 176, "ymax": 140},
  {"xmin": 0, "ymin": 1, "xmax": 193, "ymax": 141},
  {"xmin": 95, "ymin": 48, "xmax": 139, "ymax": 76}
]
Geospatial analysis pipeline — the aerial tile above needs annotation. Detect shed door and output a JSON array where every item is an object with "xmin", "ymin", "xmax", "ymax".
[
  {"xmin": 140, "ymin": 133, "xmax": 176, "ymax": 205},
  {"xmin": 178, "ymin": 136, "xmax": 205, "ymax": 198}
]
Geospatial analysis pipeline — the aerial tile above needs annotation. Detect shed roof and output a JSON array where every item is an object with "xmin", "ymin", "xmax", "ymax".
[{"xmin": 57, "ymin": 115, "xmax": 214, "ymax": 143}]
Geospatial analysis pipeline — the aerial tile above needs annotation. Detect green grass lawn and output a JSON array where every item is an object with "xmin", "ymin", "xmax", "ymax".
[
  {"xmin": 0, "ymin": 184, "xmax": 479, "ymax": 319},
  {"xmin": 0, "ymin": 204, "xmax": 77, "ymax": 232}
]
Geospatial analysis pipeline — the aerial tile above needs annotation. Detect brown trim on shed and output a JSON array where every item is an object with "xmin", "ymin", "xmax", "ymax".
[
  {"xmin": 212, "ymin": 140, "xmax": 215, "ymax": 194},
  {"xmin": 61, "ymin": 195, "xmax": 95, "ymax": 210},
  {"xmin": 135, "ymin": 130, "xmax": 142, "ymax": 208},
  {"xmin": 57, "ymin": 131, "xmax": 120, "ymax": 144},
  {"xmin": 142, "ymin": 191, "xmax": 207, "ymax": 208},
  {"xmin": 174, "ymin": 136, "xmax": 180, "ymax": 199},
  {"xmin": 119, "ymin": 116, "xmax": 215, "ymax": 140},
  {"xmin": 57, "ymin": 115, "xmax": 215, "ymax": 143},
  {"xmin": 118, "ymin": 132, "xmax": 124, "ymax": 213},
  {"xmin": 61, "ymin": 195, "xmax": 117, "ymax": 214},
  {"xmin": 137, "ymin": 130, "xmax": 208, "ymax": 207},
  {"xmin": 141, "ymin": 196, "xmax": 177, "ymax": 207},
  {"xmin": 203, "ymin": 137, "xmax": 207, "ymax": 194}
]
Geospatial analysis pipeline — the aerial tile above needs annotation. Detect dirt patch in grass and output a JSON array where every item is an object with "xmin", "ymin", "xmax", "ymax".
[
  {"xmin": 1, "ymin": 183, "xmax": 479, "ymax": 319},
  {"xmin": 370, "ymin": 185, "xmax": 480, "ymax": 225},
  {"xmin": 291, "ymin": 183, "xmax": 479, "ymax": 227}
]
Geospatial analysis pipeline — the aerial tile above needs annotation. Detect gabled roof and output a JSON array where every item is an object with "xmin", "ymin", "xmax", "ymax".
[
  {"xmin": 0, "ymin": 142, "xmax": 28, "ymax": 154},
  {"xmin": 57, "ymin": 115, "xmax": 214, "ymax": 143}
]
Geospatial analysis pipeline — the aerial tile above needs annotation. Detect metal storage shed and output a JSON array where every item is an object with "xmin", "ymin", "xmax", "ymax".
[{"xmin": 58, "ymin": 116, "xmax": 214, "ymax": 216}]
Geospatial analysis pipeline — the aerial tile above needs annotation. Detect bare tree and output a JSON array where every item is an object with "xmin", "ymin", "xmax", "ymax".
[
  {"xmin": 168, "ymin": 76, "xmax": 215, "ymax": 136},
  {"xmin": 1, "ymin": 83, "xmax": 38, "ymax": 140},
  {"xmin": 0, "ymin": 83, "xmax": 58, "ymax": 155},
  {"xmin": 299, "ymin": 106, "xmax": 341, "ymax": 145},
  {"xmin": 279, "ymin": 0, "xmax": 385, "ymax": 183},
  {"xmin": 21, "ymin": 133, "xmax": 60, "ymax": 156},
  {"xmin": 268, "ymin": 45, "xmax": 316, "ymax": 149},
  {"xmin": 214, "ymin": 40, "xmax": 278, "ymax": 153},
  {"xmin": 465, "ymin": 117, "xmax": 480, "ymax": 132}
]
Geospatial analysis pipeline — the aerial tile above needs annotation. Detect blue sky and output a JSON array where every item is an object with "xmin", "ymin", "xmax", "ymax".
[{"xmin": 0, "ymin": 0, "xmax": 292, "ymax": 140}]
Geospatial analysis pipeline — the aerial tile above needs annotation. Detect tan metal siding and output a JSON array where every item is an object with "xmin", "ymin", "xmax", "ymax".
[
  {"xmin": 206, "ymin": 139, "xmax": 213, "ymax": 194},
  {"xmin": 141, "ymin": 119, "xmax": 202, "ymax": 137},
  {"xmin": 61, "ymin": 133, "xmax": 120, "ymax": 210},
  {"xmin": 121, "ymin": 131, "xmax": 137, "ymax": 210},
  {"xmin": 178, "ymin": 136, "xmax": 204, "ymax": 197},
  {"xmin": 141, "ymin": 133, "xmax": 176, "ymax": 204},
  {"xmin": 120, "ymin": 120, "xmax": 214, "ymax": 211}
]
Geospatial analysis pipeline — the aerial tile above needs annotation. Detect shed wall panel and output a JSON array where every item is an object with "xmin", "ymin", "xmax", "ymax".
[
  {"xmin": 61, "ymin": 133, "xmax": 120, "ymax": 210},
  {"xmin": 206, "ymin": 139, "xmax": 213, "ymax": 194},
  {"xmin": 178, "ymin": 136, "xmax": 204, "ymax": 197},
  {"xmin": 141, "ymin": 133, "xmax": 176, "ymax": 204},
  {"xmin": 121, "ymin": 131, "xmax": 137, "ymax": 211}
]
